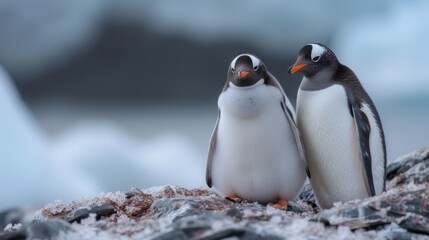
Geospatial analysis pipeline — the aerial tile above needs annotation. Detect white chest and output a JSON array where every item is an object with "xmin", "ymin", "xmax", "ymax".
[
  {"xmin": 296, "ymin": 85, "xmax": 368, "ymax": 208},
  {"xmin": 218, "ymin": 80, "xmax": 273, "ymax": 118},
  {"xmin": 212, "ymin": 83, "xmax": 305, "ymax": 203},
  {"xmin": 217, "ymin": 83, "xmax": 289, "ymax": 160}
]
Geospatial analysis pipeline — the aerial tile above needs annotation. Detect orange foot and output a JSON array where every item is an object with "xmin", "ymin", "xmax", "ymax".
[
  {"xmin": 225, "ymin": 195, "xmax": 244, "ymax": 203},
  {"xmin": 268, "ymin": 199, "xmax": 288, "ymax": 210}
]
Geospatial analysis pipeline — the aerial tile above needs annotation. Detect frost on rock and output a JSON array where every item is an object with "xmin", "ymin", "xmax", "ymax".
[
  {"xmin": 1, "ymin": 147, "xmax": 429, "ymax": 239},
  {"xmin": 317, "ymin": 146, "xmax": 429, "ymax": 236},
  {"xmin": 3, "ymin": 223, "xmax": 21, "ymax": 232}
]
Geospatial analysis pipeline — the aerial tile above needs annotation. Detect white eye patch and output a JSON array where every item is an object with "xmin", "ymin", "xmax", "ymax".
[
  {"xmin": 310, "ymin": 44, "xmax": 326, "ymax": 62},
  {"xmin": 230, "ymin": 54, "xmax": 261, "ymax": 70}
]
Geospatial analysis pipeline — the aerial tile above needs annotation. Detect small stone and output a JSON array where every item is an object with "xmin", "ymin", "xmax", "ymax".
[{"xmin": 67, "ymin": 204, "xmax": 116, "ymax": 223}]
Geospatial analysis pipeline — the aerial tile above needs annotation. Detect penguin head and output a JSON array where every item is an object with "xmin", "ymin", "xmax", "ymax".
[
  {"xmin": 228, "ymin": 53, "xmax": 267, "ymax": 87},
  {"xmin": 288, "ymin": 43, "xmax": 339, "ymax": 78}
]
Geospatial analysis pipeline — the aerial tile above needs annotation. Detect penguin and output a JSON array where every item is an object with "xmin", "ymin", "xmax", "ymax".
[
  {"xmin": 288, "ymin": 43, "xmax": 386, "ymax": 209},
  {"xmin": 206, "ymin": 53, "xmax": 308, "ymax": 209}
]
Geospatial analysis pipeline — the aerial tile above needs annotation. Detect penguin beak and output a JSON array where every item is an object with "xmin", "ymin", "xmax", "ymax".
[
  {"xmin": 239, "ymin": 70, "xmax": 250, "ymax": 79},
  {"xmin": 288, "ymin": 63, "xmax": 308, "ymax": 74}
]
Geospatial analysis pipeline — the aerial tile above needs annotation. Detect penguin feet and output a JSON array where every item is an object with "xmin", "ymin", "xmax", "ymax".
[
  {"xmin": 225, "ymin": 195, "xmax": 245, "ymax": 203},
  {"xmin": 268, "ymin": 199, "xmax": 288, "ymax": 210}
]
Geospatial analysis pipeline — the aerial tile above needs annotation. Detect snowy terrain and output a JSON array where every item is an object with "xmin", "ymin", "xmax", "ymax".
[{"xmin": 1, "ymin": 146, "xmax": 428, "ymax": 239}]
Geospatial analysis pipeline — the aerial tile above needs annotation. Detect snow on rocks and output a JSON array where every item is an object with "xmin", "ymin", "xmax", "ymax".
[
  {"xmin": 1, "ymin": 147, "xmax": 429, "ymax": 239},
  {"xmin": 3, "ymin": 223, "xmax": 21, "ymax": 232}
]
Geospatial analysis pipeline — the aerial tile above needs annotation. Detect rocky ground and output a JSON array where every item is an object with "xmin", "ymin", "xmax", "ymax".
[{"xmin": 1, "ymin": 147, "xmax": 429, "ymax": 240}]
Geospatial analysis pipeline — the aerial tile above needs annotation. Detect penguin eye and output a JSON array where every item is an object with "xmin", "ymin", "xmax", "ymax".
[
  {"xmin": 253, "ymin": 65, "xmax": 259, "ymax": 71},
  {"xmin": 312, "ymin": 56, "xmax": 320, "ymax": 62},
  {"xmin": 231, "ymin": 67, "xmax": 235, "ymax": 73}
]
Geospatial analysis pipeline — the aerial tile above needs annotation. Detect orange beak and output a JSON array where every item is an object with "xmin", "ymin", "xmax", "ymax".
[
  {"xmin": 289, "ymin": 63, "xmax": 308, "ymax": 74},
  {"xmin": 239, "ymin": 71, "xmax": 249, "ymax": 79}
]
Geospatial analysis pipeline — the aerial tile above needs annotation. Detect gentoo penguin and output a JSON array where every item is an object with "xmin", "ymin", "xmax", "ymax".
[
  {"xmin": 206, "ymin": 53, "xmax": 308, "ymax": 209},
  {"xmin": 288, "ymin": 43, "xmax": 386, "ymax": 209}
]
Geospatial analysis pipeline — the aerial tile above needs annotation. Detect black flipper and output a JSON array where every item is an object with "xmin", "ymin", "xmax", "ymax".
[
  {"xmin": 206, "ymin": 110, "xmax": 220, "ymax": 188},
  {"xmin": 347, "ymin": 93, "xmax": 375, "ymax": 196}
]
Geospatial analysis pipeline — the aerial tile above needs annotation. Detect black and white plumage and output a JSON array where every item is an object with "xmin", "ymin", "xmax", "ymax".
[
  {"xmin": 206, "ymin": 53, "xmax": 307, "ymax": 207},
  {"xmin": 289, "ymin": 43, "xmax": 386, "ymax": 209}
]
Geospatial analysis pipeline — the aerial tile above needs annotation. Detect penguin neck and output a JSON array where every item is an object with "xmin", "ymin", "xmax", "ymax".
[
  {"xmin": 228, "ymin": 79, "xmax": 264, "ymax": 90},
  {"xmin": 299, "ymin": 67, "xmax": 336, "ymax": 91}
]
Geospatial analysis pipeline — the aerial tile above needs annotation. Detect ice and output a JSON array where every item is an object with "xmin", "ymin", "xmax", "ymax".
[
  {"xmin": 0, "ymin": 66, "xmax": 205, "ymax": 210},
  {"xmin": 269, "ymin": 215, "xmax": 282, "ymax": 224},
  {"xmin": 3, "ymin": 223, "xmax": 22, "ymax": 232},
  {"xmin": 96, "ymin": 192, "xmax": 127, "ymax": 206},
  {"xmin": 142, "ymin": 185, "xmax": 171, "ymax": 196},
  {"xmin": 0, "ymin": 66, "xmax": 100, "ymax": 210}
]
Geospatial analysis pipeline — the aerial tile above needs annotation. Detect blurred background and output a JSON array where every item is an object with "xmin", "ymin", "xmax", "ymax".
[{"xmin": 0, "ymin": 0, "xmax": 428, "ymax": 210}]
